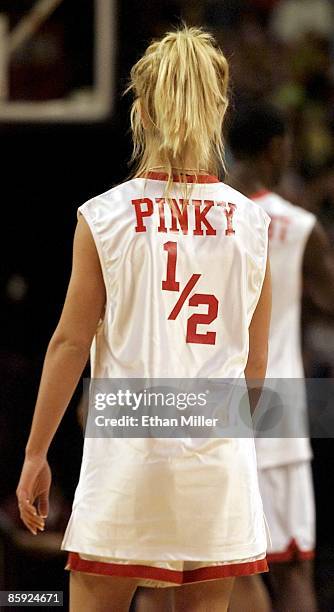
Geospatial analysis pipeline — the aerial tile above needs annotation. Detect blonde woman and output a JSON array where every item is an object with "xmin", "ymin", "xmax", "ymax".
[{"xmin": 16, "ymin": 27, "xmax": 271, "ymax": 612}]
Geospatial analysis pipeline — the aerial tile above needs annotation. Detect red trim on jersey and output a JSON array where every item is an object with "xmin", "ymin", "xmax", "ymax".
[
  {"xmin": 267, "ymin": 539, "xmax": 315, "ymax": 564},
  {"xmin": 144, "ymin": 171, "xmax": 220, "ymax": 184},
  {"xmin": 65, "ymin": 552, "xmax": 268, "ymax": 583},
  {"xmin": 250, "ymin": 189, "xmax": 271, "ymax": 200}
]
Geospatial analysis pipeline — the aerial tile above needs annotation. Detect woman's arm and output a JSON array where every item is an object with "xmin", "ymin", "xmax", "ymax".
[
  {"xmin": 16, "ymin": 215, "xmax": 106, "ymax": 533},
  {"xmin": 245, "ymin": 256, "xmax": 272, "ymax": 413}
]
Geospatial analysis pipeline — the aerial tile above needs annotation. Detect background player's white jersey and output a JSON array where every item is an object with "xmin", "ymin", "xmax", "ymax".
[
  {"xmin": 62, "ymin": 173, "xmax": 270, "ymax": 561},
  {"xmin": 252, "ymin": 191, "xmax": 316, "ymax": 468}
]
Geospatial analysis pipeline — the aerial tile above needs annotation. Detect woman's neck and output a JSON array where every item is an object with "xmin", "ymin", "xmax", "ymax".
[{"xmin": 146, "ymin": 155, "xmax": 210, "ymax": 175}]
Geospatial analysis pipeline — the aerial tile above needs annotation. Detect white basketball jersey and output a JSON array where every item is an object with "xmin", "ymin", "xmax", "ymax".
[
  {"xmin": 61, "ymin": 172, "xmax": 270, "ymax": 561},
  {"xmin": 252, "ymin": 190, "xmax": 316, "ymax": 468}
]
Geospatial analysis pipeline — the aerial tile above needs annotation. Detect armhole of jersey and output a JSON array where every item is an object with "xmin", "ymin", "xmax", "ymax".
[
  {"xmin": 248, "ymin": 212, "xmax": 271, "ymax": 326},
  {"xmin": 301, "ymin": 212, "xmax": 317, "ymax": 258},
  {"xmin": 259, "ymin": 212, "xmax": 271, "ymax": 296},
  {"xmin": 77, "ymin": 205, "xmax": 111, "ymax": 309},
  {"xmin": 292, "ymin": 211, "xmax": 317, "ymax": 286}
]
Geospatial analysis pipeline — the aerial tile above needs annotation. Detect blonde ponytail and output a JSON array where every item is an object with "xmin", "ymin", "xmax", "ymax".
[{"xmin": 126, "ymin": 26, "xmax": 229, "ymax": 189}]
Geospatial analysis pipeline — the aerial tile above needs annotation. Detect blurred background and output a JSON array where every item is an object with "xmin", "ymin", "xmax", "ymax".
[{"xmin": 1, "ymin": 0, "xmax": 334, "ymax": 609}]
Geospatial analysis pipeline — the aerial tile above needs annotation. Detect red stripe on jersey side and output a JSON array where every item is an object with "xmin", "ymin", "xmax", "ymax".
[
  {"xmin": 65, "ymin": 552, "xmax": 268, "ymax": 583},
  {"xmin": 144, "ymin": 171, "xmax": 220, "ymax": 184}
]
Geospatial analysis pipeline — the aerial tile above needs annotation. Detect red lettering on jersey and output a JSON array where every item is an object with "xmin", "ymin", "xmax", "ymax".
[
  {"xmin": 162, "ymin": 241, "xmax": 180, "ymax": 291},
  {"xmin": 193, "ymin": 200, "xmax": 216, "ymax": 236},
  {"xmin": 219, "ymin": 202, "xmax": 236, "ymax": 236},
  {"xmin": 132, "ymin": 198, "xmax": 154, "ymax": 233},
  {"xmin": 269, "ymin": 215, "xmax": 291, "ymax": 242},
  {"xmin": 132, "ymin": 197, "xmax": 237, "ymax": 236},
  {"xmin": 156, "ymin": 198, "xmax": 167, "ymax": 233},
  {"xmin": 162, "ymin": 241, "xmax": 218, "ymax": 344},
  {"xmin": 224, "ymin": 203, "xmax": 236, "ymax": 236},
  {"xmin": 186, "ymin": 294, "xmax": 218, "ymax": 344},
  {"xmin": 169, "ymin": 199, "xmax": 189, "ymax": 234}
]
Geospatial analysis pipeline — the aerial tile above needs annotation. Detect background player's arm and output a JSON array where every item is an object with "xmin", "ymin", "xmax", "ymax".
[
  {"xmin": 303, "ymin": 222, "xmax": 334, "ymax": 318},
  {"xmin": 245, "ymin": 256, "xmax": 272, "ymax": 412},
  {"xmin": 25, "ymin": 215, "xmax": 106, "ymax": 459}
]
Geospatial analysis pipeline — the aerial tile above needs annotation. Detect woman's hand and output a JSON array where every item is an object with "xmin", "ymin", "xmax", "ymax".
[{"xmin": 16, "ymin": 456, "xmax": 51, "ymax": 535}]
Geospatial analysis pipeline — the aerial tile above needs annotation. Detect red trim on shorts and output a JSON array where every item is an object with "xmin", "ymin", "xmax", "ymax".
[
  {"xmin": 144, "ymin": 171, "xmax": 220, "ymax": 184},
  {"xmin": 267, "ymin": 539, "xmax": 315, "ymax": 564},
  {"xmin": 65, "ymin": 552, "xmax": 268, "ymax": 584},
  {"xmin": 250, "ymin": 189, "xmax": 271, "ymax": 200}
]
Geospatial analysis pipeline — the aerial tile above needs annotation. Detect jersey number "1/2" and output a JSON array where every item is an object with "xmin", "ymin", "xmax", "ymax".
[{"xmin": 162, "ymin": 241, "xmax": 218, "ymax": 345}]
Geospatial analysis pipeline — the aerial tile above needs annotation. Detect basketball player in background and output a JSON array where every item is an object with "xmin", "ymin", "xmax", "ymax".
[
  {"xmin": 16, "ymin": 28, "xmax": 272, "ymax": 612},
  {"xmin": 228, "ymin": 103, "xmax": 334, "ymax": 612}
]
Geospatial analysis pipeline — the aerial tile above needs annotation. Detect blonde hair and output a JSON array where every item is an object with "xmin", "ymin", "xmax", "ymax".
[{"xmin": 126, "ymin": 26, "xmax": 229, "ymax": 190}]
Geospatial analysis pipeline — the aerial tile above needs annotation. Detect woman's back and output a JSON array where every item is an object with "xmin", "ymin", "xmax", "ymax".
[{"xmin": 80, "ymin": 173, "xmax": 269, "ymax": 379}]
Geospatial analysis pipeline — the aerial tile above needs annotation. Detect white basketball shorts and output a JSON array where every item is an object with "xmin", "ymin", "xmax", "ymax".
[{"xmin": 258, "ymin": 460, "xmax": 315, "ymax": 562}]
